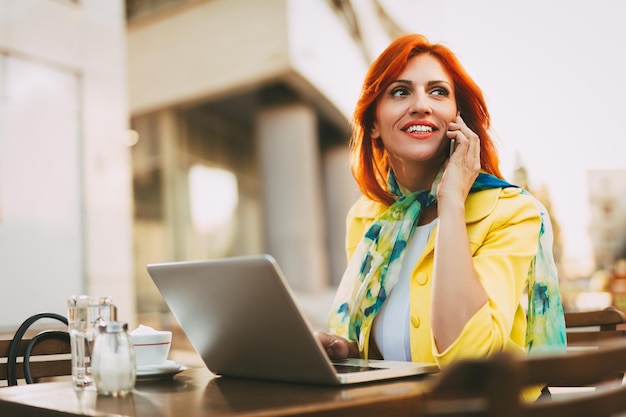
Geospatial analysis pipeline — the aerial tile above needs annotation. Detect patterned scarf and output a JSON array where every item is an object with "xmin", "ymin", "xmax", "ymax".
[{"xmin": 329, "ymin": 170, "xmax": 566, "ymax": 357}]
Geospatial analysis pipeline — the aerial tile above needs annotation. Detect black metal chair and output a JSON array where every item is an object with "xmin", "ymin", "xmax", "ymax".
[{"xmin": 1, "ymin": 312, "xmax": 71, "ymax": 386}]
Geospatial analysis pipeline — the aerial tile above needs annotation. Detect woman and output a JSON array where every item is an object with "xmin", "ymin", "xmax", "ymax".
[{"xmin": 315, "ymin": 34, "xmax": 566, "ymax": 391}]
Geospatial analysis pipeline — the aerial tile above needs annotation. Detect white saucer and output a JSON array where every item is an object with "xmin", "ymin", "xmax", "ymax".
[{"xmin": 136, "ymin": 360, "xmax": 187, "ymax": 380}]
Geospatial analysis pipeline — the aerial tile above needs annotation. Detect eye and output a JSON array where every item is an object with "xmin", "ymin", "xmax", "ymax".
[
  {"xmin": 430, "ymin": 86, "xmax": 450, "ymax": 97},
  {"xmin": 390, "ymin": 86, "xmax": 410, "ymax": 97}
]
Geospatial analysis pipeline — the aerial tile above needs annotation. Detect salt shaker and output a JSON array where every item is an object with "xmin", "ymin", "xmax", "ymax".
[{"xmin": 91, "ymin": 321, "xmax": 136, "ymax": 397}]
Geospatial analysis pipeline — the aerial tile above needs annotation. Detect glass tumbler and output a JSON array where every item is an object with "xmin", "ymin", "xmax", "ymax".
[
  {"xmin": 91, "ymin": 321, "xmax": 136, "ymax": 397},
  {"xmin": 67, "ymin": 295, "xmax": 116, "ymax": 390}
]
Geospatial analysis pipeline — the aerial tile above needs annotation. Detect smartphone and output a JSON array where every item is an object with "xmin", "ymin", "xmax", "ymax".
[
  {"xmin": 449, "ymin": 111, "xmax": 460, "ymax": 156},
  {"xmin": 449, "ymin": 138, "xmax": 456, "ymax": 156}
]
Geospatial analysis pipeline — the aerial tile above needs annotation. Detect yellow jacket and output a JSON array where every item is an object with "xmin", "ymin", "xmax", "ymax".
[{"xmin": 343, "ymin": 187, "xmax": 541, "ymax": 368}]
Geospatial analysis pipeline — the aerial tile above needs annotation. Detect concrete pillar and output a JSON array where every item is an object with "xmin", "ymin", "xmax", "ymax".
[
  {"xmin": 256, "ymin": 104, "xmax": 328, "ymax": 292},
  {"xmin": 322, "ymin": 145, "xmax": 362, "ymax": 286},
  {"xmin": 158, "ymin": 109, "xmax": 189, "ymax": 261}
]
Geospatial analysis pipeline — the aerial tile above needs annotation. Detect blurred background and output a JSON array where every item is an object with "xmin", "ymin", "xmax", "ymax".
[{"xmin": 1, "ymin": 0, "xmax": 625, "ymax": 362}]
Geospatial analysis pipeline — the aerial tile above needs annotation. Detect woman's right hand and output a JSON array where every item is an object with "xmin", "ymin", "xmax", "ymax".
[{"xmin": 314, "ymin": 331, "xmax": 358, "ymax": 359}]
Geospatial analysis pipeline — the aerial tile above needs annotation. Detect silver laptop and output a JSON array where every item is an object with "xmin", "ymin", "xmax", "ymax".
[{"xmin": 146, "ymin": 254, "xmax": 438, "ymax": 385}]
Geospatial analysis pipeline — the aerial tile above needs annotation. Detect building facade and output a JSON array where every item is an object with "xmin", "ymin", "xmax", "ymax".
[
  {"xmin": 588, "ymin": 170, "xmax": 626, "ymax": 271},
  {"xmin": 0, "ymin": 0, "xmax": 133, "ymax": 329},
  {"xmin": 126, "ymin": 0, "xmax": 393, "ymax": 317}
]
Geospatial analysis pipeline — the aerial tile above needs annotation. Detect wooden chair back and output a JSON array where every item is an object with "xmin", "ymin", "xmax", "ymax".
[
  {"xmin": 0, "ymin": 313, "xmax": 71, "ymax": 387},
  {"xmin": 561, "ymin": 306, "xmax": 626, "ymax": 388},
  {"xmin": 0, "ymin": 337, "xmax": 71, "ymax": 387},
  {"xmin": 419, "ymin": 339, "xmax": 626, "ymax": 417},
  {"xmin": 564, "ymin": 306, "xmax": 626, "ymax": 347}
]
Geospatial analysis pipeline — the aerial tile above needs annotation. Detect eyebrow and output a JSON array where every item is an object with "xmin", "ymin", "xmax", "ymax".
[{"xmin": 390, "ymin": 79, "xmax": 452, "ymax": 87}]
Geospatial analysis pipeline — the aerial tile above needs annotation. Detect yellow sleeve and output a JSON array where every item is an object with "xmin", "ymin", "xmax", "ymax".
[{"xmin": 432, "ymin": 188, "xmax": 541, "ymax": 366}]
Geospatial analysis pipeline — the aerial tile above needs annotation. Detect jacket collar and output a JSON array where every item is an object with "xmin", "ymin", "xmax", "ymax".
[{"xmin": 351, "ymin": 187, "xmax": 502, "ymax": 225}]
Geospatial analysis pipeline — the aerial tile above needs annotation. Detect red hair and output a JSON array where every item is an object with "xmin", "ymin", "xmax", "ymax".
[{"xmin": 350, "ymin": 34, "xmax": 503, "ymax": 205}]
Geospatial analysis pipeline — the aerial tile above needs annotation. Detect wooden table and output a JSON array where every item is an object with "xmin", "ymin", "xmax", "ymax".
[{"xmin": 0, "ymin": 367, "xmax": 434, "ymax": 416}]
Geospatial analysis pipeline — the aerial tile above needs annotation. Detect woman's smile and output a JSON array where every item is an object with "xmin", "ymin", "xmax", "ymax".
[{"xmin": 402, "ymin": 120, "xmax": 438, "ymax": 138}]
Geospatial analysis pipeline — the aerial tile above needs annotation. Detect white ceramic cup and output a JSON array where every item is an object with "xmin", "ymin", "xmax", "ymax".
[{"xmin": 130, "ymin": 326, "xmax": 172, "ymax": 367}]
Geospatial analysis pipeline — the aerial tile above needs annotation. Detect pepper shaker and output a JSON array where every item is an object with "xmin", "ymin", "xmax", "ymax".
[{"xmin": 91, "ymin": 321, "xmax": 136, "ymax": 397}]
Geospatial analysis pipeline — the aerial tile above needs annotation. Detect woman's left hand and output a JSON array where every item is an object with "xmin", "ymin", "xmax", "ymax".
[{"xmin": 438, "ymin": 115, "xmax": 481, "ymax": 203}]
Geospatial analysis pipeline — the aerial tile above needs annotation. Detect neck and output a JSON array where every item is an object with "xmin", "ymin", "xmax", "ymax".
[{"xmin": 391, "ymin": 158, "xmax": 444, "ymax": 193}]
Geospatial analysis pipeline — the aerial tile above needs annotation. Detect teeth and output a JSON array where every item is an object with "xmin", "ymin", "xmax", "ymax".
[{"xmin": 406, "ymin": 125, "xmax": 433, "ymax": 133}]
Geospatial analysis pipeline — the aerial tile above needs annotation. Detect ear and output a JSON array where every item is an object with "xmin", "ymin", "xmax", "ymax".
[{"xmin": 371, "ymin": 122, "xmax": 381, "ymax": 140}]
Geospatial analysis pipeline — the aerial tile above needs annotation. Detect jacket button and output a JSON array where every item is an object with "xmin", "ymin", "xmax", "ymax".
[
  {"xmin": 411, "ymin": 315, "xmax": 421, "ymax": 328},
  {"xmin": 416, "ymin": 272, "xmax": 428, "ymax": 285}
]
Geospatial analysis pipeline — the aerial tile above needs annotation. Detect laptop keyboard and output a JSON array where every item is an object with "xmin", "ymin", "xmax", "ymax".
[{"xmin": 333, "ymin": 364, "xmax": 387, "ymax": 373}]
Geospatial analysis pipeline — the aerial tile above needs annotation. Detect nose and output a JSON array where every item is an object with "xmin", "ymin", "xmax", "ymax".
[{"xmin": 409, "ymin": 91, "xmax": 431, "ymax": 115}]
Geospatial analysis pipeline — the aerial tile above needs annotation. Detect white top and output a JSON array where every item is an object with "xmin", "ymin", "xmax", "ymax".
[{"xmin": 372, "ymin": 219, "xmax": 437, "ymax": 361}]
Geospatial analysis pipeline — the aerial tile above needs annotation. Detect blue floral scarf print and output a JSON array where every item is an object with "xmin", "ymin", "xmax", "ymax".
[{"xmin": 329, "ymin": 170, "xmax": 566, "ymax": 357}]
